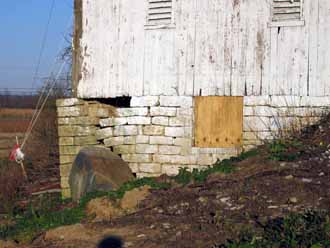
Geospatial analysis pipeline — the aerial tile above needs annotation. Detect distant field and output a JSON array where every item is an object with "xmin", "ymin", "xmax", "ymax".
[
  {"xmin": 0, "ymin": 108, "xmax": 33, "ymax": 133},
  {"xmin": 0, "ymin": 108, "xmax": 34, "ymax": 119}
]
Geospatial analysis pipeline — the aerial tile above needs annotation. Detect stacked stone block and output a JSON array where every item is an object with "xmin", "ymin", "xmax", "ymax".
[
  {"xmin": 56, "ymin": 98, "xmax": 116, "ymax": 198},
  {"xmin": 243, "ymin": 96, "xmax": 330, "ymax": 150},
  {"xmin": 57, "ymin": 95, "xmax": 330, "ymax": 197},
  {"xmin": 96, "ymin": 96, "xmax": 237, "ymax": 179}
]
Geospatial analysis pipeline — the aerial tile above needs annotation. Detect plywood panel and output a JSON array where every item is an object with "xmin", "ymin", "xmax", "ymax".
[{"xmin": 194, "ymin": 96, "xmax": 243, "ymax": 148}]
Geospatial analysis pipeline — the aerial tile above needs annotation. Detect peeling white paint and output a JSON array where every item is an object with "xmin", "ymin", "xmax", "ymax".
[{"xmin": 77, "ymin": 0, "xmax": 330, "ymax": 98}]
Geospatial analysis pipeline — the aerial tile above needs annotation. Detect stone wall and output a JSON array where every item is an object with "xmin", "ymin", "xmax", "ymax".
[
  {"xmin": 243, "ymin": 96, "xmax": 330, "ymax": 150},
  {"xmin": 57, "ymin": 95, "xmax": 330, "ymax": 197},
  {"xmin": 56, "ymin": 98, "xmax": 116, "ymax": 197}
]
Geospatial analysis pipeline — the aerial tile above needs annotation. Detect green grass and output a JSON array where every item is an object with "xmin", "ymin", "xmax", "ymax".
[
  {"xmin": 217, "ymin": 210, "xmax": 330, "ymax": 248},
  {"xmin": 0, "ymin": 177, "xmax": 170, "ymax": 242}
]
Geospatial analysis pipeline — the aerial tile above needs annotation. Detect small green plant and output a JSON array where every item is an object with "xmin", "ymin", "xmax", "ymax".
[
  {"xmin": 267, "ymin": 139, "xmax": 303, "ymax": 161},
  {"xmin": 217, "ymin": 210, "xmax": 330, "ymax": 248},
  {"xmin": 173, "ymin": 157, "xmax": 237, "ymax": 185},
  {"xmin": 173, "ymin": 150, "xmax": 260, "ymax": 185},
  {"xmin": 237, "ymin": 149, "xmax": 259, "ymax": 161}
]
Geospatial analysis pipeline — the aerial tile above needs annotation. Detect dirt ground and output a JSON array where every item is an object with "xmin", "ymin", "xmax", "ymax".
[
  {"xmin": 22, "ymin": 116, "xmax": 330, "ymax": 248},
  {"xmin": 0, "ymin": 113, "xmax": 326, "ymax": 247}
]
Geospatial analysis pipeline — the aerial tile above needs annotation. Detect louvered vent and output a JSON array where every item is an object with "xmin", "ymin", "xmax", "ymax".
[
  {"xmin": 147, "ymin": 0, "xmax": 173, "ymax": 25},
  {"xmin": 272, "ymin": 0, "xmax": 302, "ymax": 22}
]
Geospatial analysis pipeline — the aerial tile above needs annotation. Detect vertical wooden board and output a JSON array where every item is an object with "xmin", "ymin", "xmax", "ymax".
[
  {"xmin": 222, "ymin": 0, "xmax": 234, "ymax": 96},
  {"xmin": 298, "ymin": 0, "xmax": 311, "ymax": 96},
  {"xmin": 292, "ymin": 25, "xmax": 308, "ymax": 96},
  {"xmin": 194, "ymin": 96, "xmax": 243, "ymax": 148},
  {"xmin": 143, "ymin": 29, "xmax": 177, "ymax": 96},
  {"xmin": 307, "ymin": 0, "xmax": 319, "ymax": 96},
  {"xmin": 269, "ymin": 27, "xmax": 279, "ymax": 95},
  {"xmin": 113, "ymin": 0, "xmax": 124, "ymax": 96},
  {"xmin": 297, "ymin": 23, "xmax": 309, "ymax": 97},
  {"xmin": 78, "ymin": 0, "xmax": 120, "ymax": 98},
  {"xmin": 118, "ymin": 0, "xmax": 131, "ymax": 96},
  {"xmin": 213, "ymin": 0, "xmax": 226, "ymax": 96},
  {"xmin": 315, "ymin": 0, "xmax": 330, "ymax": 96},
  {"xmin": 260, "ymin": 4, "xmax": 272, "ymax": 96},
  {"xmin": 282, "ymin": 27, "xmax": 307, "ymax": 96},
  {"xmin": 245, "ymin": 0, "xmax": 270, "ymax": 96},
  {"xmin": 119, "ymin": 0, "xmax": 146, "ymax": 96},
  {"xmin": 193, "ymin": 0, "xmax": 222, "ymax": 96},
  {"xmin": 270, "ymin": 25, "xmax": 308, "ymax": 96},
  {"xmin": 276, "ymin": 28, "xmax": 290, "ymax": 95},
  {"xmin": 230, "ymin": 0, "xmax": 244, "ymax": 96},
  {"xmin": 176, "ymin": 0, "xmax": 196, "ymax": 96},
  {"xmin": 111, "ymin": 0, "xmax": 122, "ymax": 97}
]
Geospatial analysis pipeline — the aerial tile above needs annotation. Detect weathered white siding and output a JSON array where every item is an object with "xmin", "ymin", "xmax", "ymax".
[{"xmin": 77, "ymin": 0, "xmax": 330, "ymax": 98}]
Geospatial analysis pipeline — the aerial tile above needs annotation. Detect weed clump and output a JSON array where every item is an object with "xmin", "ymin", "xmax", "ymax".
[
  {"xmin": 0, "ymin": 159, "xmax": 24, "ymax": 214},
  {"xmin": 217, "ymin": 210, "xmax": 330, "ymax": 248},
  {"xmin": 267, "ymin": 139, "xmax": 303, "ymax": 162},
  {"xmin": 173, "ymin": 149, "xmax": 258, "ymax": 185}
]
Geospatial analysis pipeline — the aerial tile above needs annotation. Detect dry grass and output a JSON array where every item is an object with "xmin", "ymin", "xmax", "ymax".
[
  {"xmin": 0, "ymin": 120, "xmax": 30, "ymax": 133},
  {"xmin": 0, "ymin": 105, "xmax": 60, "ymax": 210},
  {"xmin": 0, "ymin": 108, "xmax": 34, "ymax": 118},
  {"xmin": 23, "ymin": 108, "xmax": 60, "ymax": 181},
  {"xmin": 0, "ymin": 160, "xmax": 24, "ymax": 213},
  {"xmin": 0, "ymin": 108, "xmax": 34, "ymax": 133}
]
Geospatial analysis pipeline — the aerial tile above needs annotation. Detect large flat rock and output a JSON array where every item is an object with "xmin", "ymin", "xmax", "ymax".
[{"xmin": 69, "ymin": 146, "xmax": 134, "ymax": 201}]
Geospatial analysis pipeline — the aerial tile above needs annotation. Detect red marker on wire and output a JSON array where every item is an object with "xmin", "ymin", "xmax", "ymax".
[{"xmin": 9, "ymin": 137, "xmax": 27, "ymax": 179}]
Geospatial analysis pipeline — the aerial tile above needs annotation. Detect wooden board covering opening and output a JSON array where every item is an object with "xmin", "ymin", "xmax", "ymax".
[{"xmin": 194, "ymin": 96, "xmax": 243, "ymax": 148}]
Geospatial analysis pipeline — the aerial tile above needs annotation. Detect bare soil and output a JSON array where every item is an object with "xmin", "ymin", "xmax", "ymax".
[{"xmin": 27, "ymin": 115, "xmax": 330, "ymax": 248}]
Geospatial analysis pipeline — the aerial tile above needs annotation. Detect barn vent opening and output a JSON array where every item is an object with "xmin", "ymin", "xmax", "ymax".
[
  {"xmin": 147, "ymin": 0, "xmax": 173, "ymax": 26},
  {"xmin": 272, "ymin": 0, "xmax": 302, "ymax": 22},
  {"xmin": 194, "ymin": 96, "xmax": 243, "ymax": 148}
]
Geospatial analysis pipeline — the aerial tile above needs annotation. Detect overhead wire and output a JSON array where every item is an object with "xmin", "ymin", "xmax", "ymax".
[
  {"xmin": 31, "ymin": 0, "xmax": 56, "ymax": 89},
  {"xmin": 21, "ymin": 60, "xmax": 67, "ymax": 149},
  {"xmin": 21, "ymin": 13, "xmax": 73, "ymax": 150},
  {"xmin": 23, "ymin": 0, "xmax": 57, "ymax": 148}
]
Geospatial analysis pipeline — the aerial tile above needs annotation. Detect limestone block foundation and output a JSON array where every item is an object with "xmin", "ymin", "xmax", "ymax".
[{"xmin": 57, "ymin": 95, "xmax": 330, "ymax": 197}]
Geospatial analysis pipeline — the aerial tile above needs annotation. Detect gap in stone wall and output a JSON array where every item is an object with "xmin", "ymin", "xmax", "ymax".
[{"xmin": 87, "ymin": 96, "xmax": 131, "ymax": 108}]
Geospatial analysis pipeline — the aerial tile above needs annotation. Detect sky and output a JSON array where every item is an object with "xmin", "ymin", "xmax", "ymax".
[{"xmin": 0, "ymin": 0, "xmax": 73, "ymax": 93}]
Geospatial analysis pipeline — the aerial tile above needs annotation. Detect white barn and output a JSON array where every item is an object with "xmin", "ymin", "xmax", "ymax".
[{"xmin": 57, "ymin": 0, "xmax": 330, "ymax": 197}]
